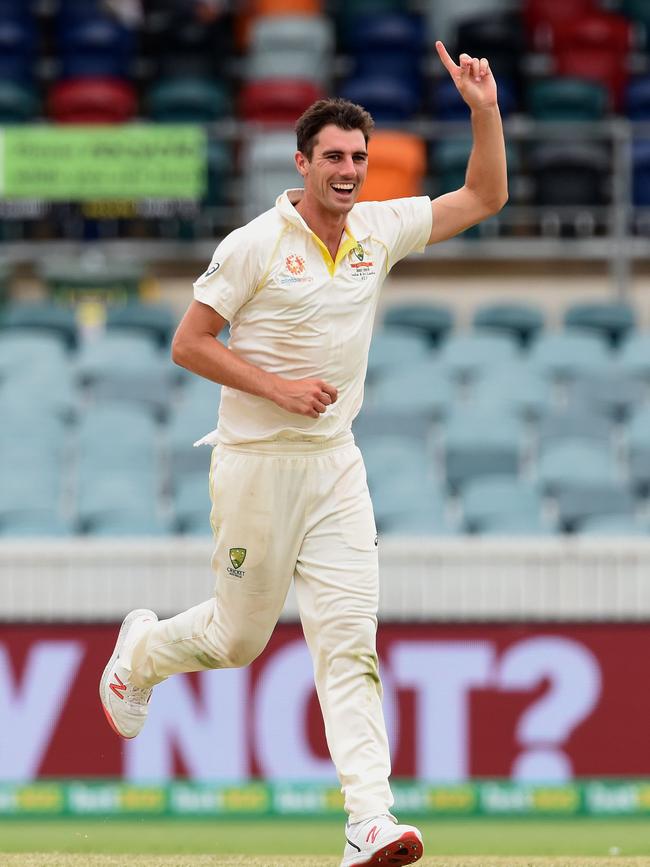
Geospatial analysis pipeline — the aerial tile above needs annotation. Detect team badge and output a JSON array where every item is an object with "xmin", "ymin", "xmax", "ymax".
[
  {"xmin": 353, "ymin": 243, "xmax": 364, "ymax": 261},
  {"xmin": 229, "ymin": 548, "xmax": 246, "ymax": 569},
  {"xmin": 285, "ymin": 254, "xmax": 305, "ymax": 276}
]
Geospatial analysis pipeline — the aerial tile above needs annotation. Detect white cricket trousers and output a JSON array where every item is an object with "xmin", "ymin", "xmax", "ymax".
[{"xmin": 129, "ymin": 432, "xmax": 393, "ymax": 822}]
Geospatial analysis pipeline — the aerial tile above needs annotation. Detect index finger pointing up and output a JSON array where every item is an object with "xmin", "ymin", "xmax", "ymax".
[{"xmin": 435, "ymin": 40, "xmax": 458, "ymax": 74}]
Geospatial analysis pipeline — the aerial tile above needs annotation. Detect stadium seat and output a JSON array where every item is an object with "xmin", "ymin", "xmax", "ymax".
[
  {"xmin": 471, "ymin": 363, "xmax": 552, "ymax": 422},
  {"xmin": 632, "ymin": 139, "xmax": 650, "ymax": 207},
  {"xmin": 461, "ymin": 475, "xmax": 543, "ymax": 533},
  {"xmin": 240, "ymin": 79, "xmax": 324, "ymax": 124},
  {"xmin": 167, "ymin": 380, "xmax": 221, "ymax": 478},
  {"xmin": 338, "ymin": 76, "xmax": 419, "ymax": 124},
  {"xmin": 528, "ymin": 330, "xmax": 611, "ymax": 381},
  {"xmin": 0, "ymin": 331, "xmax": 69, "ymax": 381},
  {"xmin": 578, "ymin": 514, "xmax": 649, "ymax": 535},
  {"xmin": 537, "ymin": 438, "xmax": 620, "ymax": 496},
  {"xmin": 147, "ymin": 77, "xmax": 230, "ymax": 123},
  {"xmin": 432, "ymin": 78, "xmax": 517, "ymax": 121},
  {"xmin": 455, "ymin": 11, "xmax": 524, "ymax": 86},
  {"xmin": 370, "ymin": 358, "xmax": 454, "ymax": 421},
  {"xmin": 173, "ymin": 474, "xmax": 212, "ymax": 535},
  {"xmin": 625, "ymin": 77, "xmax": 650, "ymax": 120},
  {"xmin": 76, "ymin": 333, "xmax": 175, "ymax": 419},
  {"xmin": 360, "ymin": 435, "xmax": 433, "ymax": 492},
  {"xmin": 47, "ymin": 77, "xmax": 138, "ymax": 124},
  {"xmin": 0, "ymin": 365, "xmax": 79, "ymax": 423},
  {"xmin": 366, "ymin": 327, "xmax": 431, "ymax": 382},
  {"xmin": 625, "ymin": 406, "xmax": 650, "ymax": 494},
  {"xmin": 426, "ymin": 0, "xmax": 514, "ymax": 46},
  {"xmin": 245, "ymin": 51, "xmax": 331, "ymax": 87},
  {"xmin": 105, "ymin": 301, "xmax": 177, "ymax": 348},
  {"xmin": 475, "ymin": 512, "xmax": 555, "ymax": 535},
  {"xmin": 473, "ymin": 302, "xmax": 545, "ymax": 347},
  {"xmin": 0, "ymin": 10, "xmax": 35, "ymax": 82},
  {"xmin": 0, "ymin": 80, "xmax": 38, "ymax": 121},
  {"xmin": 0, "ymin": 510, "xmax": 75, "ymax": 537},
  {"xmin": 527, "ymin": 77, "xmax": 608, "ymax": 121},
  {"xmin": 618, "ymin": 331, "xmax": 650, "ymax": 381},
  {"xmin": 442, "ymin": 409, "xmax": 523, "ymax": 490},
  {"xmin": 242, "ymin": 131, "xmax": 301, "ymax": 220},
  {"xmin": 553, "ymin": 12, "xmax": 633, "ymax": 111},
  {"xmin": 58, "ymin": 13, "xmax": 136, "ymax": 79},
  {"xmin": 346, "ymin": 13, "xmax": 424, "ymax": 91},
  {"xmin": 0, "ymin": 302, "xmax": 78, "ymax": 349},
  {"xmin": 555, "ymin": 483, "xmax": 636, "ymax": 532},
  {"xmin": 370, "ymin": 474, "xmax": 446, "ymax": 535},
  {"xmin": 357, "ymin": 131, "xmax": 426, "ymax": 202},
  {"xmin": 563, "ymin": 301, "xmax": 636, "ymax": 347},
  {"xmin": 537, "ymin": 404, "xmax": 613, "ymax": 450},
  {"xmin": 524, "ymin": 0, "xmax": 595, "ymax": 50},
  {"xmin": 528, "ymin": 142, "xmax": 610, "ymax": 219},
  {"xmin": 381, "ymin": 302, "xmax": 454, "ymax": 347},
  {"xmin": 437, "ymin": 332, "xmax": 520, "ymax": 385},
  {"xmin": 352, "ymin": 406, "xmax": 434, "ymax": 444},
  {"xmin": 250, "ymin": 14, "xmax": 333, "ymax": 56},
  {"xmin": 567, "ymin": 370, "xmax": 644, "ymax": 422},
  {"xmin": 41, "ymin": 259, "xmax": 144, "ymax": 300}
]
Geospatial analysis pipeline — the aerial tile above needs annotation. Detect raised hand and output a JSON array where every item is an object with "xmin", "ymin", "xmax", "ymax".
[{"xmin": 435, "ymin": 40, "xmax": 498, "ymax": 111}]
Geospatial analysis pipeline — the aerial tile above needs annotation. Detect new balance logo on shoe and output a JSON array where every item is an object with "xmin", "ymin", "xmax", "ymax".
[
  {"xmin": 365, "ymin": 826, "xmax": 380, "ymax": 845},
  {"xmin": 109, "ymin": 674, "xmax": 127, "ymax": 700}
]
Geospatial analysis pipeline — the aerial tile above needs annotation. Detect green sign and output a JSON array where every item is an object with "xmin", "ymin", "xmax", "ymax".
[
  {"xmin": 1, "ymin": 780, "xmax": 650, "ymax": 818},
  {"xmin": 0, "ymin": 125, "xmax": 207, "ymax": 200}
]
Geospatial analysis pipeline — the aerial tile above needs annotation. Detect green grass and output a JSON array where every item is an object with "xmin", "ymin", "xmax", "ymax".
[{"xmin": 0, "ymin": 818, "xmax": 647, "ymax": 858}]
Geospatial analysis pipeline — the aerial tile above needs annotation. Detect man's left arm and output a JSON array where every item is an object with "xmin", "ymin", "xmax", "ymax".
[{"xmin": 427, "ymin": 41, "xmax": 508, "ymax": 245}]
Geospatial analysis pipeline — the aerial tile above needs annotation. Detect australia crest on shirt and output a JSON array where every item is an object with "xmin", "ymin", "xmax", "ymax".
[{"xmin": 349, "ymin": 243, "xmax": 376, "ymax": 280}]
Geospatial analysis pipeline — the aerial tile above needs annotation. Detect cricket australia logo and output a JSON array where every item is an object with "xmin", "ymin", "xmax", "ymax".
[
  {"xmin": 353, "ymin": 242, "xmax": 364, "ymax": 261},
  {"xmin": 227, "ymin": 547, "xmax": 247, "ymax": 578},
  {"xmin": 285, "ymin": 254, "xmax": 305, "ymax": 275}
]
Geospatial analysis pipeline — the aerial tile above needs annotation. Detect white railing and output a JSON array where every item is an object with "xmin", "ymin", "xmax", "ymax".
[{"xmin": 1, "ymin": 537, "xmax": 650, "ymax": 622}]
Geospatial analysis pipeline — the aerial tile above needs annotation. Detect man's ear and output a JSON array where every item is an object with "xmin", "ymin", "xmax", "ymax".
[{"xmin": 295, "ymin": 150, "xmax": 308, "ymax": 177}]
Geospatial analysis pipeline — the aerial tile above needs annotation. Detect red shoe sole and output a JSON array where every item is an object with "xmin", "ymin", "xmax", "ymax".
[{"xmin": 348, "ymin": 831, "xmax": 423, "ymax": 866}]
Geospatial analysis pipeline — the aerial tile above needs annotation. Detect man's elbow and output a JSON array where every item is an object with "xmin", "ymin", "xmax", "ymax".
[
  {"xmin": 484, "ymin": 186, "xmax": 509, "ymax": 216},
  {"xmin": 171, "ymin": 333, "xmax": 191, "ymax": 369}
]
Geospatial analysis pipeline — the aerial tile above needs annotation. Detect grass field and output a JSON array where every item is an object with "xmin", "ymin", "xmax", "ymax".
[{"xmin": 0, "ymin": 818, "xmax": 648, "ymax": 866}]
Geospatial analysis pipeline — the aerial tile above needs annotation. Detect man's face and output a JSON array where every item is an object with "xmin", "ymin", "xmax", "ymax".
[{"xmin": 295, "ymin": 124, "xmax": 368, "ymax": 217}]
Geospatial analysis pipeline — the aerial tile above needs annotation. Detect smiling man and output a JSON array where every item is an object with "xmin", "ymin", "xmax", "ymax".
[{"xmin": 100, "ymin": 41, "xmax": 507, "ymax": 867}]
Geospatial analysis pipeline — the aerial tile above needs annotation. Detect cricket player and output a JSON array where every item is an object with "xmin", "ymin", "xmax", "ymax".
[{"xmin": 100, "ymin": 42, "xmax": 507, "ymax": 866}]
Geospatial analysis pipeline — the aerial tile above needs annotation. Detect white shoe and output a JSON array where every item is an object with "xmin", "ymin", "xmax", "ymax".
[
  {"xmin": 340, "ymin": 814, "xmax": 423, "ymax": 866},
  {"xmin": 99, "ymin": 608, "xmax": 158, "ymax": 739}
]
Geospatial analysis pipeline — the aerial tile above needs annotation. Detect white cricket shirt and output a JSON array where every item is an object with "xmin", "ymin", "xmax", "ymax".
[{"xmin": 193, "ymin": 189, "xmax": 432, "ymax": 444}]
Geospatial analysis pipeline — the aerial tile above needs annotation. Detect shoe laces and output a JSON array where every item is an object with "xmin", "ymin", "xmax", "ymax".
[{"xmin": 126, "ymin": 683, "xmax": 152, "ymax": 706}]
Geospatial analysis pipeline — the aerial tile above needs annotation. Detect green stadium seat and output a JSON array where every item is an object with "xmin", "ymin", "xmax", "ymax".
[
  {"xmin": 564, "ymin": 300, "xmax": 636, "ymax": 347},
  {"xmin": 381, "ymin": 302, "xmax": 454, "ymax": 347},
  {"xmin": 0, "ymin": 81, "xmax": 39, "ymax": 123},
  {"xmin": 473, "ymin": 302, "xmax": 546, "ymax": 347},
  {"xmin": 527, "ymin": 78, "xmax": 608, "ymax": 121},
  {"xmin": 147, "ymin": 77, "xmax": 230, "ymax": 123}
]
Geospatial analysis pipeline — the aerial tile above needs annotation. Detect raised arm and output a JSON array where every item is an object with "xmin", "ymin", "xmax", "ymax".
[
  {"xmin": 171, "ymin": 300, "xmax": 337, "ymax": 419},
  {"xmin": 427, "ymin": 40, "xmax": 508, "ymax": 245}
]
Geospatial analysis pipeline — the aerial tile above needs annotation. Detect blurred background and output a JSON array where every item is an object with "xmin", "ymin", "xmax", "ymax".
[{"xmin": 1, "ymin": 0, "xmax": 650, "ymax": 823}]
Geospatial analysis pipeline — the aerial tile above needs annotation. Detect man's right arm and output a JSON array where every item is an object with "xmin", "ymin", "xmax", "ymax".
[{"xmin": 171, "ymin": 300, "xmax": 337, "ymax": 419}]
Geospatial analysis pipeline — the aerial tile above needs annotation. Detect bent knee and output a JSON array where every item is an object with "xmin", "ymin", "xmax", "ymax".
[{"xmin": 222, "ymin": 637, "xmax": 267, "ymax": 668}]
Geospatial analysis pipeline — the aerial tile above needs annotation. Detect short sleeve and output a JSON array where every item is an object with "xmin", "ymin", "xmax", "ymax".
[
  {"xmin": 364, "ymin": 196, "xmax": 432, "ymax": 270},
  {"xmin": 193, "ymin": 226, "xmax": 261, "ymax": 322}
]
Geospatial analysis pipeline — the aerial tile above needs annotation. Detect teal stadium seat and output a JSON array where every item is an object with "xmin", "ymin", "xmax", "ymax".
[
  {"xmin": 369, "ymin": 358, "xmax": 454, "ymax": 422},
  {"xmin": 0, "ymin": 331, "xmax": 69, "ymax": 380},
  {"xmin": 173, "ymin": 474, "xmax": 212, "ymax": 536},
  {"xmin": 361, "ymin": 435, "xmax": 433, "ymax": 492},
  {"xmin": 461, "ymin": 475, "xmax": 544, "ymax": 533},
  {"xmin": 381, "ymin": 302, "xmax": 454, "ymax": 347},
  {"xmin": 106, "ymin": 301, "xmax": 177, "ymax": 349},
  {"xmin": 443, "ymin": 409, "xmax": 523, "ymax": 490},
  {"xmin": 537, "ymin": 404, "xmax": 613, "ymax": 449},
  {"xmin": 578, "ymin": 514, "xmax": 649, "ymax": 536},
  {"xmin": 437, "ymin": 332, "xmax": 520, "ymax": 384},
  {"xmin": 625, "ymin": 406, "xmax": 650, "ymax": 495},
  {"xmin": 76, "ymin": 333, "xmax": 176, "ymax": 419},
  {"xmin": 366, "ymin": 327, "xmax": 431, "ymax": 382},
  {"xmin": 1, "ymin": 302, "xmax": 78, "ymax": 349},
  {"xmin": 167, "ymin": 377, "xmax": 221, "ymax": 477},
  {"xmin": 473, "ymin": 301, "xmax": 545, "ymax": 348},
  {"xmin": 615, "ymin": 331, "xmax": 650, "ymax": 382},
  {"xmin": 527, "ymin": 78, "xmax": 608, "ymax": 121},
  {"xmin": 568, "ymin": 367, "xmax": 644, "ymax": 422},
  {"xmin": 528, "ymin": 330, "xmax": 611, "ymax": 382},
  {"xmin": 147, "ymin": 77, "xmax": 230, "ymax": 123},
  {"xmin": 471, "ymin": 362, "xmax": 552, "ymax": 422},
  {"xmin": 475, "ymin": 512, "xmax": 555, "ymax": 535},
  {"xmin": 0, "ymin": 81, "xmax": 39, "ymax": 122},
  {"xmin": 564, "ymin": 300, "xmax": 636, "ymax": 348}
]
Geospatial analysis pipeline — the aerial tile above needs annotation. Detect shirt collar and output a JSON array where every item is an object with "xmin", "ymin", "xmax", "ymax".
[{"xmin": 275, "ymin": 189, "xmax": 372, "ymax": 242}]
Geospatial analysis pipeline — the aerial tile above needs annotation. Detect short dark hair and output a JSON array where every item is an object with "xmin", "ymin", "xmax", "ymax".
[{"xmin": 295, "ymin": 98, "xmax": 375, "ymax": 159}]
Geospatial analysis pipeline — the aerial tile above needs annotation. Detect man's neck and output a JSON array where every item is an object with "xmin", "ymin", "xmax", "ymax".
[{"xmin": 294, "ymin": 197, "xmax": 348, "ymax": 261}]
